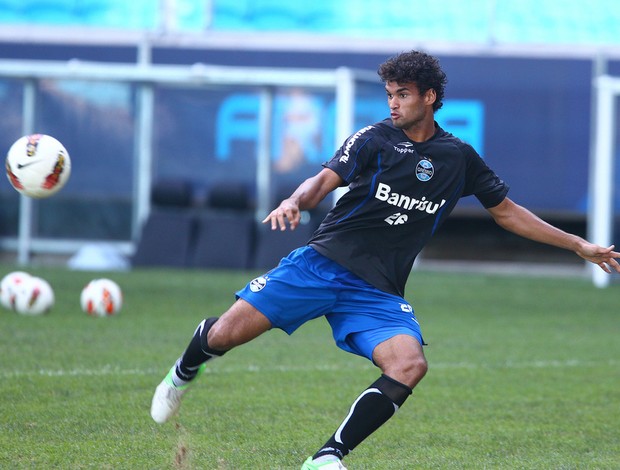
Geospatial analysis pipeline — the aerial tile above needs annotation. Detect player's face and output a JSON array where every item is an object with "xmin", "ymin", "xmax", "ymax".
[{"xmin": 385, "ymin": 81, "xmax": 435, "ymax": 132}]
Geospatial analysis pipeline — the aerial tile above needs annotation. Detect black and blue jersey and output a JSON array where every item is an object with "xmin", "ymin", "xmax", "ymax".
[{"xmin": 308, "ymin": 119, "xmax": 508, "ymax": 297}]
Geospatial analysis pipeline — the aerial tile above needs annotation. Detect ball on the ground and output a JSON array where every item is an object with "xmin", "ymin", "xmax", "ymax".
[
  {"xmin": 80, "ymin": 278, "xmax": 123, "ymax": 317},
  {"xmin": 5, "ymin": 134, "xmax": 71, "ymax": 198},
  {"xmin": 0, "ymin": 271, "xmax": 32, "ymax": 311},
  {"xmin": 14, "ymin": 276, "xmax": 54, "ymax": 315}
]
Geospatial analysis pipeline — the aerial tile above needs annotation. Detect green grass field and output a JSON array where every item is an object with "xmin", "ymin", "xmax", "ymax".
[{"xmin": 0, "ymin": 264, "xmax": 618, "ymax": 469}]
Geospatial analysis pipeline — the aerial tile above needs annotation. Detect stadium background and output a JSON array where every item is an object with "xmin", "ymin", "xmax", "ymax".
[{"xmin": 0, "ymin": 0, "xmax": 618, "ymax": 271}]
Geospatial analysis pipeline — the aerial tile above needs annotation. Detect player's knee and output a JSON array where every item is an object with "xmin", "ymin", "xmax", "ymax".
[
  {"xmin": 205, "ymin": 319, "xmax": 232, "ymax": 351},
  {"xmin": 381, "ymin": 355, "xmax": 427, "ymax": 388},
  {"xmin": 406, "ymin": 355, "xmax": 428, "ymax": 381},
  {"xmin": 206, "ymin": 301, "xmax": 271, "ymax": 351}
]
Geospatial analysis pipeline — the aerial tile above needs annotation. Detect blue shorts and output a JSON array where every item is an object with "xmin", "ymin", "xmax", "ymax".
[{"xmin": 236, "ymin": 246, "xmax": 424, "ymax": 362}]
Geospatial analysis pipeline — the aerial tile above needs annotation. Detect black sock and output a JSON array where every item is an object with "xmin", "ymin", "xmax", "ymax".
[
  {"xmin": 174, "ymin": 317, "xmax": 226, "ymax": 382},
  {"xmin": 313, "ymin": 374, "xmax": 412, "ymax": 460}
]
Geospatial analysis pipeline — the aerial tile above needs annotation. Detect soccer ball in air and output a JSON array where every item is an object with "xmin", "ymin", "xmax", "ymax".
[
  {"xmin": 0, "ymin": 271, "xmax": 32, "ymax": 311},
  {"xmin": 14, "ymin": 276, "xmax": 55, "ymax": 316},
  {"xmin": 80, "ymin": 278, "xmax": 123, "ymax": 317},
  {"xmin": 5, "ymin": 134, "xmax": 71, "ymax": 198}
]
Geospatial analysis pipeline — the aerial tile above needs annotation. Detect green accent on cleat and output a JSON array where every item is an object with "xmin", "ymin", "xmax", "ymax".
[{"xmin": 163, "ymin": 362, "xmax": 206, "ymax": 389}]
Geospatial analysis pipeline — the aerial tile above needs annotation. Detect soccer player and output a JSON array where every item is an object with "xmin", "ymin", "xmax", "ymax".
[{"xmin": 150, "ymin": 50, "xmax": 620, "ymax": 470}]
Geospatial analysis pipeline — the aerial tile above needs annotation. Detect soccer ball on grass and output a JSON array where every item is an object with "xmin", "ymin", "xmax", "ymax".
[
  {"xmin": 0, "ymin": 271, "xmax": 32, "ymax": 311},
  {"xmin": 14, "ymin": 276, "xmax": 54, "ymax": 316},
  {"xmin": 5, "ymin": 134, "xmax": 71, "ymax": 198},
  {"xmin": 80, "ymin": 278, "xmax": 123, "ymax": 317}
]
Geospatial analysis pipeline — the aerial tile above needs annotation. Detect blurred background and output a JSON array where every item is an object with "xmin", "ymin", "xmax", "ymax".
[{"xmin": 0, "ymin": 0, "xmax": 618, "ymax": 284}]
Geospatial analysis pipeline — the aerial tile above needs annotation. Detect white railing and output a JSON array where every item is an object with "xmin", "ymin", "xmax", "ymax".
[{"xmin": 0, "ymin": 58, "xmax": 378, "ymax": 264}]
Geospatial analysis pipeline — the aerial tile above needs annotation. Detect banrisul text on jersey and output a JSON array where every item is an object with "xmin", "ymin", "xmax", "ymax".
[{"xmin": 375, "ymin": 182, "xmax": 446, "ymax": 214}]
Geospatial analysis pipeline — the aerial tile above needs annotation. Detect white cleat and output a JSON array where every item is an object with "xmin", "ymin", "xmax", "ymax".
[
  {"xmin": 150, "ymin": 363, "xmax": 205, "ymax": 424},
  {"xmin": 301, "ymin": 457, "xmax": 347, "ymax": 469},
  {"xmin": 150, "ymin": 376, "xmax": 187, "ymax": 424}
]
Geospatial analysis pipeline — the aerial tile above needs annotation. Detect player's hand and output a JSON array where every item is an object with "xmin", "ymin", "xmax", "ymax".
[
  {"xmin": 262, "ymin": 198, "xmax": 301, "ymax": 231},
  {"xmin": 576, "ymin": 243, "xmax": 620, "ymax": 273}
]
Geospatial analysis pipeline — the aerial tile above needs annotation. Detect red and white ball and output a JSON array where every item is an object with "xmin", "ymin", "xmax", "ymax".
[
  {"xmin": 5, "ymin": 134, "xmax": 71, "ymax": 198},
  {"xmin": 80, "ymin": 278, "xmax": 123, "ymax": 317},
  {"xmin": 14, "ymin": 276, "xmax": 54, "ymax": 316},
  {"xmin": 0, "ymin": 271, "xmax": 32, "ymax": 311}
]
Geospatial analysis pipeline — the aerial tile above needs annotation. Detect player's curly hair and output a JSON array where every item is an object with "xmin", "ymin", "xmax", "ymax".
[{"xmin": 378, "ymin": 50, "xmax": 448, "ymax": 112}]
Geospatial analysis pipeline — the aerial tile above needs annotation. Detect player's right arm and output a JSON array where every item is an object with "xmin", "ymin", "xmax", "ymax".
[{"xmin": 263, "ymin": 168, "xmax": 343, "ymax": 231}]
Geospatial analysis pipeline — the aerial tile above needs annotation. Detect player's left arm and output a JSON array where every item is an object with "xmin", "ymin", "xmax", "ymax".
[{"xmin": 487, "ymin": 197, "xmax": 620, "ymax": 273}]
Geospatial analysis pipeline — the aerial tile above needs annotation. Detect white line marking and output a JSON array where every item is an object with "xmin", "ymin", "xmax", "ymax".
[{"xmin": 0, "ymin": 359, "xmax": 617, "ymax": 379}]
